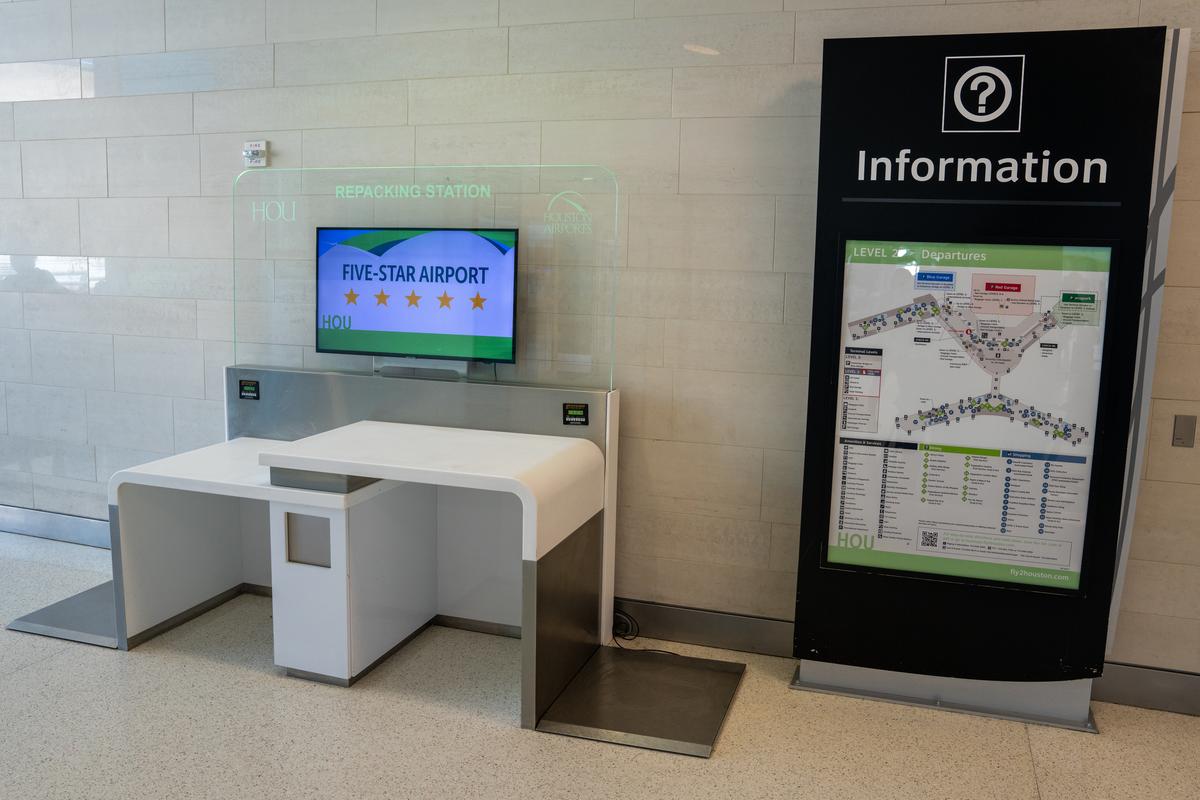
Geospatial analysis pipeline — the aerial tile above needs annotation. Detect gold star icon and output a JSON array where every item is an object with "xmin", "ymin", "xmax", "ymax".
[
  {"xmin": 374, "ymin": 289, "xmax": 390, "ymax": 306},
  {"xmin": 344, "ymin": 288, "xmax": 359, "ymax": 305},
  {"xmin": 437, "ymin": 291, "xmax": 453, "ymax": 309},
  {"xmin": 405, "ymin": 290, "xmax": 421, "ymax": 307},
  {"xmin": 469, "ymin": 292, "xmax": 486, "ymax": 310}
]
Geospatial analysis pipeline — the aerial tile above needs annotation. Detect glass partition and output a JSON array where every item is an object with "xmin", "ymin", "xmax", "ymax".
[{"xmin": 232, "ymin": 165, "xmax": 619, "ymax": 390}]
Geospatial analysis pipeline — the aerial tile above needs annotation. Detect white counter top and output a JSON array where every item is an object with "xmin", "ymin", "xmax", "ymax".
[
  {"xmin": 108, "ymin": 437, "xmax": 394, "ymax": 510},
  {"xmin": 259, "ymin": 421, "xmax": 606, "ymax": 559},
  {"xmin": 108, "ymin": 422, "xmax": 604, "ymax": 560}
]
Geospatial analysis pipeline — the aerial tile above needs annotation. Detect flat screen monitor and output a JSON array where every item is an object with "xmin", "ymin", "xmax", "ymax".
[{"xmin": 315, "ymin": 227, "xmax": 517, "ymax": 363}]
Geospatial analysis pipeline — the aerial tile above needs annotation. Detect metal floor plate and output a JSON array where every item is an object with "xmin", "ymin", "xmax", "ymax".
[
  {"xmin": 6, "ymin": 581, "xmax": 118, "ymax": 649},
  {"xmin": 536, "ymin": 645, "xmax": 745, "ymax": 757}
]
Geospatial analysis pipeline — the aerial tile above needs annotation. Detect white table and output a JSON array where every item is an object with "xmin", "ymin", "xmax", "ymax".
[
  {"xmin": 259, "ymin": 421, "xmax": 605, "ymax": 562},
  {"xmin": 105, "ymin": 421, "xmax": 608, "ymax": 728},
  {"xmin": 108, "ymin": 437, "xmax": 403, "ymax": 649}
]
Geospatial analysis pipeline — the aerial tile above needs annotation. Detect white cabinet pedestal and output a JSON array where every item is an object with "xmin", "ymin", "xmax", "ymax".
[{"xmin": 269, "ymin": 482, "xmax": 437, "ymax": 685}]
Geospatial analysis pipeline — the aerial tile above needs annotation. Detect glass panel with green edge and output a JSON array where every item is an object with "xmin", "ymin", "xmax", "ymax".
[{"xmin": 232, "ymin": 164, "xmax": 619, "ymax": 390}]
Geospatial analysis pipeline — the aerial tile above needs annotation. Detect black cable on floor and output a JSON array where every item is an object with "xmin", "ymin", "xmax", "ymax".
[{"xmin": 611, "ymin": 608, "xmax": 682, "ymax": 657}]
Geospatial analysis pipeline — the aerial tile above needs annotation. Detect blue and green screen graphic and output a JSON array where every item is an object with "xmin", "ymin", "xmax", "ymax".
[{"xmin": 316, "ymin": 228, "xmax": 517, "ymax": 362}]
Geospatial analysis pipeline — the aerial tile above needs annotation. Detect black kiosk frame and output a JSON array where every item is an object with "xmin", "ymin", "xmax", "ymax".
[{"xmin": 794, "ymin": 26, "xmax": 1186, "ymax": 726}]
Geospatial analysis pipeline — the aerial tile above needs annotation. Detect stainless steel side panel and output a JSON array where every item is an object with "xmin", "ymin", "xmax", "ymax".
[
  {"xmin": 226, "ymin": 366, "xmax": 609, "ymax": 453},
  {"xmin": 521, "ymin": 512, "xmax": 603, "ymax": 729}
]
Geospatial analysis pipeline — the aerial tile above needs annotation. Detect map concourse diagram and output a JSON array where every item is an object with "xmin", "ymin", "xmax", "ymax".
[
  {"xmin": 848, "ymin": 293, "xmax": 1089, "ymax": 446},
  {"xmin": 828, "ymin": 241, "xmax": 1110, "ymax": 589}
]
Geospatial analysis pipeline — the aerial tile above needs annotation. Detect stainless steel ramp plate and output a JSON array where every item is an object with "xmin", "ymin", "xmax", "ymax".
[
  {"xmin": 7, "ymin": 581, "xmax": 118, "ymax": 648},
  {"xmin": 536, "ymin": 646, "xmax": 745, "ymax": 757}
]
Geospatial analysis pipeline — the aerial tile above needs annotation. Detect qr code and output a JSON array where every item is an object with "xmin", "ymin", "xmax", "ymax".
[{"xmin": 920, "ymin": 530, "xmax": 939, "ymax": 548}]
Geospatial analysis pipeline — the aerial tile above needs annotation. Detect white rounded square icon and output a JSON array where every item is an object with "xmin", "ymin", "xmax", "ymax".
[{"xmin": 942, "ymin": 55, "xmax": 1025, "ymax": 133}]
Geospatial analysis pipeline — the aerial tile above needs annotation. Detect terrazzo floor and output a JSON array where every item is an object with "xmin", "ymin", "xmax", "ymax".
[{"xmin": 1, "ymin": 531, "xmax": 1197, "ymax": 800}]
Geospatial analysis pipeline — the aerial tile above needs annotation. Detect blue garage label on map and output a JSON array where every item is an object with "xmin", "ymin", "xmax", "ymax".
[{"xmin": 915, "ymin": 270, "xmax": 956, "ymax": 290}]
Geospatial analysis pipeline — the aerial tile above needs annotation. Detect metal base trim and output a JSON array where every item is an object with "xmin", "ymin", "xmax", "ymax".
[
  {"xmin": 0, "ymin": 505, "xmax": 110, "ymax": 549},
  {"xmin": 125, "ymin": 585, "xmax": 246, "ymax": 649},
  {"xmin": 536, "ymin": 719, "xmax": 716, "ymax": 759},
  {"xmin": 6, "ymin": 581, "xmax": 118, "ymax": 648},
  {"xmin": 616, "ymin": 600, "xmax": 1200, "ymax": 719},
  {"xmin": 285, "ymin": 668, "xmax": 351, "ymax": 687},
  {"xmin": 286, "ymin": 618, "xmax": 437, "ymax": 687},
  {"xmin": 615, "ymin": 597, "xmax": 791, "ymax": 657},
  {"xmin": 790, "ymin": 665, "xmax": 1098, "ymax": 733},
  {"xmin": 1093, "ymin": 661, "xmax": 1200, "ymax": 716},
  {"xmin": 537, "ymin": 646, "xmax": 746, "ymax": 758},
  {"xmin": 9, "ymin": 580, "xmax": 272, "ymax": 652},
  {"xmin": 433, "ymin": 614, "xmax": 519, "ymax": 639}
]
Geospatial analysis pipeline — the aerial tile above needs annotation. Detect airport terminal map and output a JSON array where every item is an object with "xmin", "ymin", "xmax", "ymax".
[{"xmin": 827, "ymin": 240, "xmax": 1111, "ymax": 589}]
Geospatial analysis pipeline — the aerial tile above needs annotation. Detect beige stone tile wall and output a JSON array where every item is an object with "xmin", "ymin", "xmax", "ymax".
[{"xmin": 0, "ymin": 0, "xmax": 1196, "ymax": 672}]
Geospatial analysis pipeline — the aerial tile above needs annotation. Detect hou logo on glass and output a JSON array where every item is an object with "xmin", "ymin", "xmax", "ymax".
[{"xmin": 942, "ymin": 54, "xmax": 1025, "ymax": 133}]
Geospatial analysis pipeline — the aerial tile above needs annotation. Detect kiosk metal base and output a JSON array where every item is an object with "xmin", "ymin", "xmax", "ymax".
[
  {"xmin": 7, "ymin": 581, "xmax": 118, "ymax": 649},
  {"xmin": 791, "ymin": 660, "xmax": 1097, "ymax": 733},
  {"xmin": 8, "ymin": 581, "xmax": 274, "ymax": 651},
  {"xmin": 536, "ymin": 646, "xmax": 745, "ymax": 758}
]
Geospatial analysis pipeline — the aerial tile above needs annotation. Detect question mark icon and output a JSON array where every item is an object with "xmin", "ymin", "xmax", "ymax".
[
  {"xmin": 970, "ymin": 74, "xmax": 996, "ymax": 114},
  {"xmin": 953, "ymin": 65, "xmax": 1013, "ymax": 124}
]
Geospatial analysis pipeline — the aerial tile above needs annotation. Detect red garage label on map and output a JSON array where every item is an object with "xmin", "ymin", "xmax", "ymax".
[{"xmin": 972, "ymin": 273, "xmax": 1036, "ymax": 314}]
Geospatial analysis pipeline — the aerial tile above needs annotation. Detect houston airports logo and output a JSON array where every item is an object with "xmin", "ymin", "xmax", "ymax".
[
  {"xmin": 942, "ymin": 55, "xmax": 1025, "ymax": 133},
  {"xmin": 543, "ymin": 191, "xmax": 592, "ymax": 237}
]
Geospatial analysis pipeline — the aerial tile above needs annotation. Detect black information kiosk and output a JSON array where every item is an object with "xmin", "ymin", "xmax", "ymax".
[{"xmin": 794, "ymin": 27, "xmax": 1187, "ymax": 729}]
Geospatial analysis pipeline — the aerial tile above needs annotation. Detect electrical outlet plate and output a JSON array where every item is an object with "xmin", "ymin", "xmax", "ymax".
[{"xmin": 1172, "ymin": 414, "xmax": 1196, "ymax": 447}]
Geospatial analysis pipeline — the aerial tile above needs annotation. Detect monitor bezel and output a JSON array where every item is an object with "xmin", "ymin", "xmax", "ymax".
[{"xmin": 313, "ymin": 226, "xmax": 519, "ymax": 365}]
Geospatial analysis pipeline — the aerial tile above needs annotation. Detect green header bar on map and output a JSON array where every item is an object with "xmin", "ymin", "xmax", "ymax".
[
  {"xmin": 845, "ymin": 240, "xmax": 1111, "ymax": 272},
  {"xmin": 918, "ymin": 443, "xmax": 1001, "ymax": 456}
]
